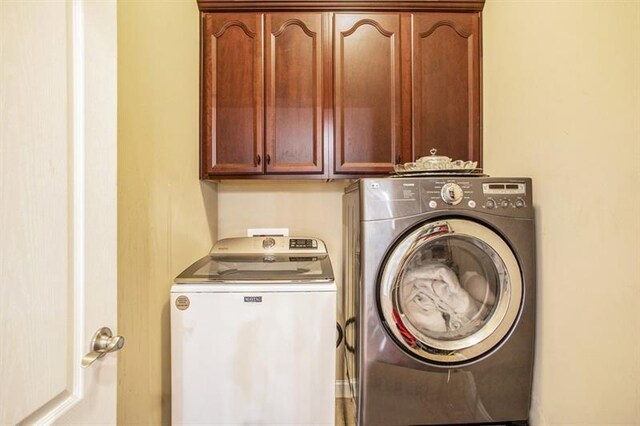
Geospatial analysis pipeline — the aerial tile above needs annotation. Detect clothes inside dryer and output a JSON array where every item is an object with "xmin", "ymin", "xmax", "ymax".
[
  {"xmin": 398, "ymin": 235, "xmax": 502, "ymax": 341},
  {"xmin": 379, "ymin": 219, "xmax": 522, "ymax": 364}
]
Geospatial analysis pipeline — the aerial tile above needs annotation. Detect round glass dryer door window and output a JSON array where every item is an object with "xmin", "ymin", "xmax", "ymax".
[{"xmin": 378, "ymin": 219, "xmax": 523, "ymax": 365}]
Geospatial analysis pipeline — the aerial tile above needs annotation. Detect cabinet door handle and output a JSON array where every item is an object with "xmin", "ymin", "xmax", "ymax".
[
  {"xmin": 266, "ymin": 154, "xmax": 271, "ymax": 165},
  {"xmin": 395, "ymin": 154, "xmax": 402, "ymax": 164},
  {"xmin": 256, "ymin": 155, "xmax": 261, "ymax": 166}
]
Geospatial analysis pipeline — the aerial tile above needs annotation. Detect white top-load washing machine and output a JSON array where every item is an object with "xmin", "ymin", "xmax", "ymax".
[{"xmin": 171, "ymin": 236, "xmax": 336, "ymax": 425}]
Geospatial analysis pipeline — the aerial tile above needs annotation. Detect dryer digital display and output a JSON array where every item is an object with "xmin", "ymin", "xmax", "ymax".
[{"xmin": 482, "ymin": 183, "xmax": 526, "ymax": 195}]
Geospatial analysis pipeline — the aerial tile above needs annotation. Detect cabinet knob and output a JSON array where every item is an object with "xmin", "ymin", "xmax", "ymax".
[
  {"xmin": 266, "ymin": 154, "xmax": 271, "ymax": 165},
  {"xmin": 256, "ymin": 155, "xmax": 261, "ymax": 166}
]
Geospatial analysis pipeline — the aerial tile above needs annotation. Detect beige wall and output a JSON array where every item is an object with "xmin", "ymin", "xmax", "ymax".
[
  {"xmin": 117, "ymin": 1, "xmax": 216, "ymax": 424},
  {"xmin": 483, "ymin": 1, "xmax": 640, "ymax": 424},
  {"xmin": 118, "ymin": 0, "xmax": 640, "ymax": 424},
  {"xmin": 216, "ymin": 182, "xmax": 346, "ymax": 275}
]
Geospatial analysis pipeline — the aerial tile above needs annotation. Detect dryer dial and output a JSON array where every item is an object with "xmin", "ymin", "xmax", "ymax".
[{"xmin": 441, "ymin": 183, "xmax": 464, "ymax": 205}]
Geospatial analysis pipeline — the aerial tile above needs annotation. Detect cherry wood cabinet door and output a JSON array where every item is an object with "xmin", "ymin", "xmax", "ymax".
[
  {"xmin": 412, "ymin": 13, "xmax": 481, "ymax": 164},
  {"xmin": 265, "ymin": 13, "xmax": 324, "ymax": 174},
  {"xmin": 333, "ymin": 13, "xmax": 402, "ymax": 175},
  {"xmin": 202, "ymin": 13, "xmax": 263, "ymax": 176}
]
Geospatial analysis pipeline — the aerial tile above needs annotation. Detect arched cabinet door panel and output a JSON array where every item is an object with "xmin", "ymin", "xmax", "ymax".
[
  {"xmin": 202, "ymin": 13, "xmax": 263, "ymax": 176},
  {"xmin": 334, "ymin": 14, "xmax": 402, "ymax": 175},
  {"xmin": 265, "ymin": 13, "xmax": 325, "ymax": 174},
  {"xmin": 412, "ymin": 13, "xmax": 481, "ymax": 165}
]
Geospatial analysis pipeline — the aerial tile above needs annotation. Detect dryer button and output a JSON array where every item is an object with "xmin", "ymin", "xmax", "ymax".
[
  {"xmin": 428, "ymin": 200, "xmax": 438, "ymax": 209},
  {"xmin": 468, "ymin": 200, "xmax": 477, "ymax": 208}
]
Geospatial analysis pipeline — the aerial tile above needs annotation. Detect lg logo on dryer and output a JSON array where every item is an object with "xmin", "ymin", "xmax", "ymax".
[{"xmin": 244, "ymin": 296, "xmax": 262, "ymax": 303}]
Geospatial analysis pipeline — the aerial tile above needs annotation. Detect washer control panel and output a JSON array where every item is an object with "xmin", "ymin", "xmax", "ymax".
[{"xmin": 211, "ymin": 236, "xmax": 327, "ymax": 255}]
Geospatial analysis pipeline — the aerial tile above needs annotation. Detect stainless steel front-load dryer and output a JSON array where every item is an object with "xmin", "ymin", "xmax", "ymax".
[{"xmin": 342, "ymin": 177, "xmax": 535, "ymax": 425}]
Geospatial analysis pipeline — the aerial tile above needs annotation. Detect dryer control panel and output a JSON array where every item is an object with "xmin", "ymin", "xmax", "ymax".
[
  {"xmin": 356, "ymin": 177, "xmax": 533, "ymax": 221},
  {"xmin": 420, "ymin": 178, "xmax": 532, "ymax": 216},
  {"xmin": 421, "ymin": 177, "xmax": 531, "ymax": 217}
]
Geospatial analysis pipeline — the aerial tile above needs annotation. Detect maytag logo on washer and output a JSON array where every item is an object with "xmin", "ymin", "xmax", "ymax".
[
  {"xmin": 175, "ymin": 295, "xmax": 190, "ymax": 310},
  {"xmin": 244, "ymin": 296, "xmax": 263, "ymax": 303}
]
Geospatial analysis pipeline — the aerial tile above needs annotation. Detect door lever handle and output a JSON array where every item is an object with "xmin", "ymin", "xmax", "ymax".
[{"xmin": 81, "ymin": 327, "xmax": 125, "ymax": 368}]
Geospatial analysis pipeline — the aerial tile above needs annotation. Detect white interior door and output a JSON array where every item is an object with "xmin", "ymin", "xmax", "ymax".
[{"xmin": 0, "ymin": 0, "xmax": 118, "ymax": 424}]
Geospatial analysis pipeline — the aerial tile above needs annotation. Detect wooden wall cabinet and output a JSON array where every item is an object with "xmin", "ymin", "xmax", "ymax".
[
  {"xmin": 266, "ymin": 13, "xmax": 325, "ymax": 174},
  {"xmin": 412, "ymin": 12, "xmax": 481, "ymax": 163},
  {"xmin": 198, "ymin": 1, "xmax": 484, "ymax": 179},
  {"xmin": 333, "ymin": 13, "xmax": 402, "ymax": 175},
  {"xmin": 202, "ymin": 13, "xmax": 263, "ymax": 176},
  {"xmin": 201, "ymin": 12, "xmax": 325, "ymax": 177}
]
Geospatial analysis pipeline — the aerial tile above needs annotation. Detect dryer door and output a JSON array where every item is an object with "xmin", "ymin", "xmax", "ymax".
[{"xmin": 378, "ymin": 219, "xmax": 522, "ymax": 365}]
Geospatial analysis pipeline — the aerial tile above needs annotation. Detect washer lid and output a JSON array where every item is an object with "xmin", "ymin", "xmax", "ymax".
[{"xmin": 174, "ymin": 253, "xmax": 334, "ymax": 284}]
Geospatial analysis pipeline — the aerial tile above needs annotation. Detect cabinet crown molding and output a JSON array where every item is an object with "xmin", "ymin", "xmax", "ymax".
[{"xmin": 197, "ymin": 0, "xmax": 485, "ymax": 12}]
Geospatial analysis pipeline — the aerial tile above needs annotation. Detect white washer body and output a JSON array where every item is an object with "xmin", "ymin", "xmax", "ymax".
[{"xmin": 171, "ymin": 237, "xmax": 336, "ymax": 425}]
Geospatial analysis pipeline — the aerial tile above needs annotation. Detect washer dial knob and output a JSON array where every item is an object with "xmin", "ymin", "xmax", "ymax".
[
  {"xmin": 262, "ymin": 237, "xmax": 276, "ymax": 249},
  {"xmin": 440, "ymin": 183, "xmax": 464, "ymax": 205},
  {"xmin": 485, "ymin": 198, "xmax": 497, "ymax": 209}
]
